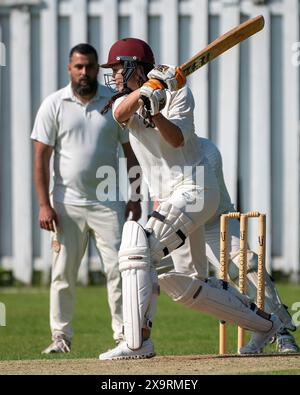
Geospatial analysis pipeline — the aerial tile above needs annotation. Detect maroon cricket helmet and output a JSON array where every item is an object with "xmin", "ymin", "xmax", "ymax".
[{"xmin": 100, "ymin": 37, "xmax": 155, "ymax": 68}]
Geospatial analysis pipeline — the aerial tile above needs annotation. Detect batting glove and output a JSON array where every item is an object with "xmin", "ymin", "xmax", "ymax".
[
  {"xmin": 147, "ymin": 65, "xmax": 186, "ymax": 91},
  {"xmin": 139, "ymin": 79, "xmax": 167, "ymax": 116}
]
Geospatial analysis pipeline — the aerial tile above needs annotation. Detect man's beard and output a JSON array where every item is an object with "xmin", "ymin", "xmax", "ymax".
[{"xmin": 72, "ymin": 77, "xmax": 98, "ymax": 97}]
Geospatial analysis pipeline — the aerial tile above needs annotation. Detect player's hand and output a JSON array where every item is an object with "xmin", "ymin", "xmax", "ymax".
[
  {"xmin": 147, "ymin": 65, "xmax": 186, "ymax": 91},
  {"xmin": 125, "ymin": 200, "xmax": 142, "ymax": 222},
  {"xmin": 39, "ymin": 205, "xmax": 58, "ymax": 232},
  {"xmin": 139, "ymin": 79, "xmax": 167, "ymax": 116}
]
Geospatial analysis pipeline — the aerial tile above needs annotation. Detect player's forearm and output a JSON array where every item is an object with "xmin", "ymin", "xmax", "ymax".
[
  {"xmin": 127, "ymin": 162, "xmax": 141, "ymax": 193},
  {"xmin": 33, "ymin": 153, "xmax": 52, "ymax": 208},
  {"xmin": 128, "ymin": 169, "xmax": 141, "ymax": 200},
  {"xmin": 123, "ymin": 142, "xmax": 142, "ymax": 199},
  {"xmin": 33, "ymin": 141, "xmax": 53, "ymax": 208},
  {"xmin": 114, "ymin": 90, "xmax": 141, "ymax": 123},
  {"xmin": 152, "ymin": 113, "xmax": 184, "ymax": 148}
]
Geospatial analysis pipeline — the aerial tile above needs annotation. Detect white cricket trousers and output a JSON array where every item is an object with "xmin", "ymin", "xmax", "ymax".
[
  {"xmin": 160, "ymin": 164, "xmax": 220, "ymax": 274},
  {"xmin": 50, "ymin": 201, "xmax": 125, "ymax": 342}
]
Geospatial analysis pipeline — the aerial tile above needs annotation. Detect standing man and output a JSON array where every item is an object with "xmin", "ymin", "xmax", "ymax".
[{"xmin": 31, "ymin": 43, "xmax": 141, "ymax": 353}]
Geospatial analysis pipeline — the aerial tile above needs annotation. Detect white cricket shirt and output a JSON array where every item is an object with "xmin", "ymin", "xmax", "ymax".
[
  {"xmin": 31, "ymin": 83, "xmax": 129, "ymax": 205},
  {"xmin": 200, "ymin": 137, "xmax": 235, "ymax": 226},
  {"xmin": 113, "ymin": 86, "xmax": 205, "ymax": 200}
]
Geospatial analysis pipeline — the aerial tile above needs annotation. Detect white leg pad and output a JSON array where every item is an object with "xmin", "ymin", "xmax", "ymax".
[
  {"xmin": 146, "ymin": 202, "xmax": 195, "ymax": 265},
  {"xmin": 119, "ymin": 221, "xmax": 154, "ymax": 350},
  {"xmin": 159, "ymin": 272, "xmax": 273, "ymax": 333},
  {"xmin": 230, "ymin": 252, "xmax": 295, "ymax": 330}
]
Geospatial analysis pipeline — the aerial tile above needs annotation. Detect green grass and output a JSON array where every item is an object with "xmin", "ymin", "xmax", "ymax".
[{"xmin": 0, "ymin": 282, "xmax": 299, "ymax": 360}]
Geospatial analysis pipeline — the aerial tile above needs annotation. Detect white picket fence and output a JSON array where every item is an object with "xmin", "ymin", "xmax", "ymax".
[{"xmin": 0, "ymin": 0, "xmax": 299, "ymax": 284}]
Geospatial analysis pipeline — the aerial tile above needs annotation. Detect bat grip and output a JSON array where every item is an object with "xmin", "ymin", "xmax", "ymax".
[
  {"xmin": 138, "ymin": 96, "xmax": 155, "ymax": 128},
  {"xmin": 139, "ymin": 95, "xmax": 151, "ymax": 109}
]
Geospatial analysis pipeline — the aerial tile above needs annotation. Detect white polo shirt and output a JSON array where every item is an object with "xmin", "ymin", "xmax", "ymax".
[
  {"xmin": 31, "ymin": 83, "xmax": 129, "ymax": 205},
  {"xmin": 113, "ymin": 86, "xmax": 205, "ymax": 200}
]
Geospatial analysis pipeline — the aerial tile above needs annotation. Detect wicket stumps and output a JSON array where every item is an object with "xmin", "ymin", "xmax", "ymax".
[{"xmin": 219, "ymin": 211, "xmax": 266, "ymax": 355}]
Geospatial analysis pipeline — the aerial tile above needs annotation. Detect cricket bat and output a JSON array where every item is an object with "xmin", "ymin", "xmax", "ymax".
[
  {"xmin": 140, "ymin": 15, "xmax": 264, "ymax": 115},
  {"xmin": 181, "ymin": 15, "xmax": 265, "ymax": 77}
]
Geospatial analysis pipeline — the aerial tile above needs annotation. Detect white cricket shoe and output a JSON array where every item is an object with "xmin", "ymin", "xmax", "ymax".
[
  {"xmin": 276, "ymin": 329, "xmax": 300, "ymax": 353},
  {"xmin": 42, "ymin": 335, "xmax": 71, "ymax": 354},
  {"xmin": 239, "ymin": 314, "xmax": 283, "ymax": 354},
  {"xmin": 99, "ymin": 339, "xmax": 155, "ymax": 360}
]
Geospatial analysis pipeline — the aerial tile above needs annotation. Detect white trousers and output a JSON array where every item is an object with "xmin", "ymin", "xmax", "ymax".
[
  {"xmin": 170, "ymin": 225, "xmax": 209, "ymax": 278},
  {"xmin": 50, "ymin": 201, "xmax": 125, "ymax": 342},
  {"xmin": 155, "ymin": 164, "xmax": 220, "ymax": 272},
  {"xmin": 171, "ymin": 218, "xmax": 254, "ymax": 277}
]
